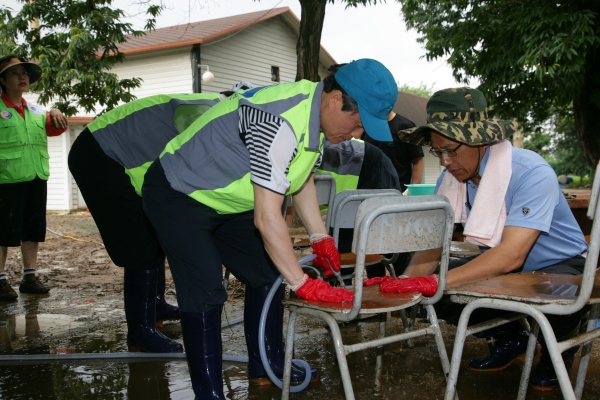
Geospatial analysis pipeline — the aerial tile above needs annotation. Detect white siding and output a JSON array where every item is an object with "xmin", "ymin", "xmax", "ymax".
[
  {"xmin": 70, "ymin": 126, "xmax": 87, "ymax": 210},
  {"xmin": 47, "ymin": 132, "xmax": 71, "ymax": 210},
  {"xmin": 200, "ymin": 16, "xmax": 301, "ymax": 92},
  {"xmin": 111, "ymin": 47, "xmax": 193, "ymax": 99}
]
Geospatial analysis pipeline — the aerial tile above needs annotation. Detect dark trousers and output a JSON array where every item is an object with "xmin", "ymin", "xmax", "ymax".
[
  {"xmin": 0, "ymin": 179, "xmax": 47, "ymax": 246},
  {"xmin": 142, "ymin": 161, "xmax": 280, "ymax": 313},
  {"xmin": 68, "ymin": 128, "xmax": 162, "ymax": 270},
  {"xmin": 435, "ymin": 255, "xmax": 587, "ymax": 340}
]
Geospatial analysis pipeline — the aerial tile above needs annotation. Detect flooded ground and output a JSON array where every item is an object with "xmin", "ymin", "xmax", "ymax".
[{"xmin": 1, "ymin": 212, "xmax": 599, "ymax": 399}]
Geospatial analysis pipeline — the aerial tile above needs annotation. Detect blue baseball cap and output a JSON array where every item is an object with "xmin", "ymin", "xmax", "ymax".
[{"xmin": 334, "ymin": 59, "xmax": 397, "ymax": 142}]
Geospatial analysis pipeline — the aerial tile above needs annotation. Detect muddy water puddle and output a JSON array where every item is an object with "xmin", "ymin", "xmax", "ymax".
[{"xmin": 1, "ymin": 292, "xmax": 600, "ymax": 398}]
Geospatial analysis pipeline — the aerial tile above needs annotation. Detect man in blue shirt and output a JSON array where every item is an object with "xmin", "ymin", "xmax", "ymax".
[{"xmin": 391, "ymin": 87, "xmax": 588, "ymax": 391}]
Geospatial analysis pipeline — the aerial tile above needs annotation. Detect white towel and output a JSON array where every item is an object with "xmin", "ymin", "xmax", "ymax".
[{"xmin": 437, "ymin": 140, "xmax": 512, "ymax": 247}]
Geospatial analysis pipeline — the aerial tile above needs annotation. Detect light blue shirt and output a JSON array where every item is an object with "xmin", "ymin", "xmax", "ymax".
[{"xmin": 436, "ymin": 146, "xmax": 587, "ymax": 272}]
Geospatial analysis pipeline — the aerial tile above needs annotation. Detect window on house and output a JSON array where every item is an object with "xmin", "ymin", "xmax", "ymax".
[{"xmin": 271, "ymin": 66, "xmax": 280, "ymax": 82}]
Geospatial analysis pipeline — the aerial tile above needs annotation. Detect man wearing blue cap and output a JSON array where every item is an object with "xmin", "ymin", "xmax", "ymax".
[{"xmin": 141, "ymin": 59, "xmax": 397, "ymax": 398}]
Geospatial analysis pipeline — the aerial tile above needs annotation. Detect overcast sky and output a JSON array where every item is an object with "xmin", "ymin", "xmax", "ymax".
[{"xmin": 4, "ymin": 0, "xmax": 474, "ymax": 93}]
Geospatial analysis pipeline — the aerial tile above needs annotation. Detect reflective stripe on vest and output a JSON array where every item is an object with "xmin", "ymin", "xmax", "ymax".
[
  {"xmin": 0, "ymin": 98, "xmax": 49, "ymax": 183},
  {"xmin": 89, "ymin": 93, "xmax": 221, "ymax": 195},
  {"xmin": 318, "ymin": 139, "xmax": 365, "ymax": 193},
  {"xmin": 160, "ymin": 81, "xmax": 324, "ymax": 214}
]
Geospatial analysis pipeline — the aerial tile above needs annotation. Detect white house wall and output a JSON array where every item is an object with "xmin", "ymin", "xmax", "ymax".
[
  {"xmin": 111, "ymin": 47, "xmax": 193, "ymax": 98},
  {"xmin": 200, "ymin": 16, "xmax": 301, "ymax": 92}
]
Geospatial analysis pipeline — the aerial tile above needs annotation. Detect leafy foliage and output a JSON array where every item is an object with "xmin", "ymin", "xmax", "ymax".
[
  {"xmin": 0, "ymin": 0, "xmax": 162, "ymax": 116},
  {"xmin": 262, "ymin": 0, "xmax": 382, "ymax": 82},
  {"xmin": 397, "ymin": 82, "xmax": 433, "ymax": 98},
  {"xmin": 523, "ymin": 129, "xmax": 551, "ymax": 159},
  {"xmin": 551, "ymin": 113, "xmax": 595, "ymax": 177},
  {"xmin": 400, "ymin": 0, "xmax": 600, "ymax": 164}
]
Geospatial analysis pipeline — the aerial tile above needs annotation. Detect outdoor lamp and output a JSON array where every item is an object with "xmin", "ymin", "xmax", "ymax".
[{"xmin": 198, "ymin": 65, "xmax": 214, "ymax": 83}]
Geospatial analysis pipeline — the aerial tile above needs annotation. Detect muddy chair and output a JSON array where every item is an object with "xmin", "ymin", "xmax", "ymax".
[
  {"xmin": 327, "ymin": 189, "xmax": 402, "ymax": 281},
  {"xmin": 444, "ymin": 162, "xmax": 600, "ymax": 400},
  {"xmin": 282, "ymin": 194, "xmax": 455, "ymax": 400}
]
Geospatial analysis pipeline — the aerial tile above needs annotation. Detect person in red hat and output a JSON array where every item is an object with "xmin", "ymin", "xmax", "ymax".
[{"xmin": 0, "ymin": 54, "xmax": 68, "ymax": 301}]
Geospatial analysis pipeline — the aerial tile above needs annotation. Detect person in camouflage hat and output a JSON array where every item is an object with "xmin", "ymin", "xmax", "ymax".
[
  {"xmin": 369, "ymin": 86, "xmax": 589, "ymax": 391},
  {"xmin": 397, "ymin": 87, "xmax": 518, "ymax": 147}
]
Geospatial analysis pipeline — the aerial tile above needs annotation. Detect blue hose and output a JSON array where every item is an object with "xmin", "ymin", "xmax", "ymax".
[{"xmin": 258, "ymin": 254, "xmax": 316, "ymax": 392}]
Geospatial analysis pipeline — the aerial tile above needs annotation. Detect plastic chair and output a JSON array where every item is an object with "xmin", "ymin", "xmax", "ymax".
[
  {"xmin": 443, "ymin": 162, "xmax": 600, "ymax": 400},
  {"xmin": 282, "ymin": 194, "xmax": 455, "ymax": 399}
]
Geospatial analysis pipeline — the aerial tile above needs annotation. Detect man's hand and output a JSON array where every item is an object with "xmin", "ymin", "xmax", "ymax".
[
  {"xmin": 378, "ymin": 274, "xmax": 438, "ymax": 297},
  {"xmin": 294, "ymin": 276, "xmax": 353, "ymax": 303},
  {"xmin": 310, "ymin": 234, "xmax": 341, "ymax": 277},
  {"xmin": 49, "ymin": 109, "xmax": 67, "ymax": 129}
]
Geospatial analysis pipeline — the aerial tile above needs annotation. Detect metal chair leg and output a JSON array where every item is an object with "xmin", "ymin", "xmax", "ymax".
[
  {"xmin": 281, "ymin": 309, "xmax": 299, "ymax": 400},
  {"xmin": 575, "ymin": 304, "xmax": 599, "ymax": 400},
  {"xmin": 374, "ymin": 312, "xmax": 387, "ymax": 394},
  {"xmin": 517, "ymin": 320, "xmax": 539, "ymax": 400},
  {"xmin": 397, "ymin": 309, "xmax": 414, "ymax": 348},
  {"xmin": 530, "ymin": 310, "xmax": 576, "ymax": 400},
  {"xmin": 444, "ymin": 302, "xmax": 473, "ymax": 400},
  {"xmin": 425, "ymin": 305, "xmax": 456, "ymax": 400},
  {"xmin": 311, "ymin": 310, "xmax": 355, "ymax": 400}
]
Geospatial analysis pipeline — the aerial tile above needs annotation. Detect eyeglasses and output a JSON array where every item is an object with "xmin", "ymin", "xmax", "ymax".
[
  {"xmin": 4, "ymin": 70, "xmax": 30, "ymax": 78},
  {"xmin": 429, "ymin": 143, "xmax": 463, "ymax": 158}
]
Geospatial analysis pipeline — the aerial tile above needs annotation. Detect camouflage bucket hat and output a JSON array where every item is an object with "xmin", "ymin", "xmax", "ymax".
[{"xmin": 397, "ymin": 87, "xmax": 519, "ymax": 146}]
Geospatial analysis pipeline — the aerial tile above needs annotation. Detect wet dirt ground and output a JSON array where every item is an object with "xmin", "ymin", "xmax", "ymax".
[{"xmin": 1, "ymin": 212, "xmax": 600, "ymax": 399}]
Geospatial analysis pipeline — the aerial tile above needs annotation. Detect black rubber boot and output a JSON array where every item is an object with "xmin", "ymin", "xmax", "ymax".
[
  {"xmin": 469, "ymin": 328, "xmax": 529, "ymax": 372},
  {"xmin": 180, "ymin": 308, "xmax": 225, "ymax": 399},
  {"xmin": 124, "ymin": 269, "xmax": 183, "ymax": 353},
  {"xmin": 155, "ymin": 259, "xmax": 180, "ymax": 324},
  {"xmin": 244, "ymin": 283, "xmax": 319, "ymax": 385},
  {"xmin": 531, "ymin": 324, "xmax": 580, "ymax": 391},
  {"xmin": 530, "ymin": 347, "xmax": 577, "ymax": 391}
]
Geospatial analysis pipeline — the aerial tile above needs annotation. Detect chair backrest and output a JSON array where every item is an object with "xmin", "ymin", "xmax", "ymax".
[
  {"xmin": 541, "ymin": 161, "xmax": 600, "ymax": 315},
  {"xmin": 282, "ymin": 173, "xmax": 335, "ymax": 220},
  {"xmin": 337, "ymin": 194, "xmax": 454, "ymax": 321},
  {"xmin": 314, "ymin": 173, "xmax": 337, "ymax": 228},
  {"xmin": 314, "ymin": 172, "xmax": 336, "ymax": 206},
  {"xmin": 326, "ymin": 189, "xmax": 402, "ymax": 246}
]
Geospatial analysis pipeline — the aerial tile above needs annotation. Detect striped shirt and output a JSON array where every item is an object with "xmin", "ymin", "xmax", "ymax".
[{"xmin": 239, "ymin": 105, "xmax": 321, "ymax": 194}]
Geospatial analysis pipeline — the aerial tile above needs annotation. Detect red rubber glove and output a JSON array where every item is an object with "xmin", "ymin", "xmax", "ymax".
[
  {"xmin": 295, "ymin": 277, "xmax": 354, "ymax": 303},
  {"xmin": 311, "ymin": 235, "xmax": 341, "ymax": 278},
  {"xmin": 379, "ymin": 274, "xmax": 438, "ymax": 297},
  {"xmin": 363, "ymin": 276, "xmax": 395, "ymax": 287}
]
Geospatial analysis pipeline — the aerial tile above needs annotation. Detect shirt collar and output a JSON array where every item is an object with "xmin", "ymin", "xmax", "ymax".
[{"xmin": 0, "ymin": 92, "xmax": 27, "ymax": 109}]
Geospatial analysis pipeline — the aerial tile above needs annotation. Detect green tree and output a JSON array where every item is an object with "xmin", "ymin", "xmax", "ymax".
[
  {"xmin": 280, "ymin": 0, "xmax": 383, "ymax": 82},
  {"xmin": 523, "ymin": 129, "xmax": 551, "ymax": 159},
  {"xmin": 400, "ymin": 0, "xmax": 600, "ymax": 165},
  {"xmin": 0, "ymin": 0, "xmax": 162, "ymax": 116},
  {"xmin": 552, "ymin": 113, "xmax": 594, "ymax": 178},
  {"xmin": 397, "ymin": 82, "xmax": 433, "ymax": 98}
]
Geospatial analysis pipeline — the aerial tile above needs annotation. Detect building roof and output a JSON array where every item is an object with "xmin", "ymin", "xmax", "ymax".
[
  {"xmin": 118, "ymin": 7, "xmax": 335, "ymax": 65},
  {"xmin": 394, "ymin": 91, "xmax": 428, "ymax": 126}
]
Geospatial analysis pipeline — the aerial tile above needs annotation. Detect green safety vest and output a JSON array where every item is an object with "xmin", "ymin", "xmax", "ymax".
[
  {"xmin": 317, "ymin": 139, "xmax": 366, "ymax": 193},
  {"xmin": 159, "ymin": 80, "xmax": 324, "ymax": 214},
  {"xmin": 88, "ymin": 93, "xmax": 221, "ymax": 195},
  {"xmin": 0, "ymin": 98, "xmax": 49, "ymax": 183}
]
